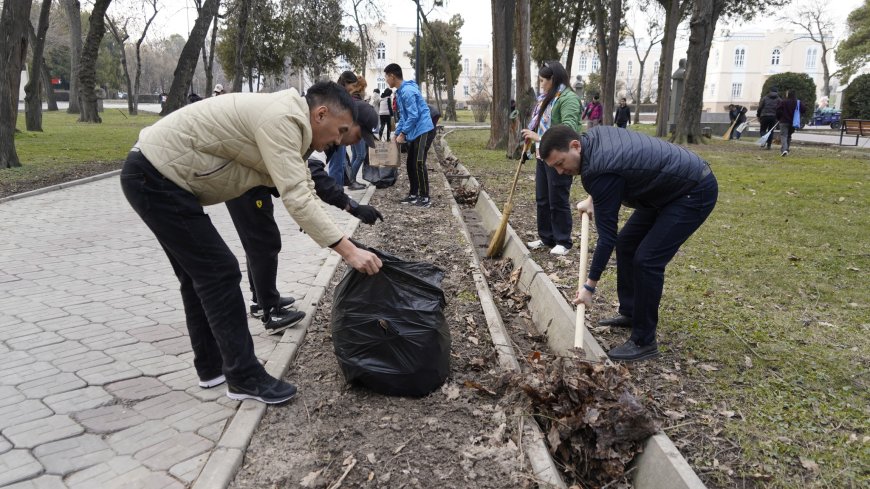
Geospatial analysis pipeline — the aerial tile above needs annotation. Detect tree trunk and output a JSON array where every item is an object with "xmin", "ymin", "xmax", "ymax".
[
  {"xmin": 488, "ymin": 0, "xmax": 515, "ymax": 150},
  {"xmin": 132, "ymin": 0, "xmax": 159, "ymax": 114},
  {"xmin": 602, "ymin": 0, "xmax": 621, "ymax": 125},
  {"xmin": 106, "ymin": 18, "xmax": 133, "ymax": 115},
  {"xmin": 204, "ymin": 9, "xmax": 219, "ymax": 97},
  {"xmin": 162, "ymin": 0, "xmax": 219, "ymax": 115},
  {"xmin": 41, "ymin": 59, "xmax": 58, "ymax": 111},
  {"xmin": 634, "ymin": 63, "xmax": 644, "ymax": 124},
  {"xmin": 232, "ymin": 0, "xmax": 251, "ymax": 93},
  {"xmin": 672, "ymin": 0, "xmax": 720, "ymax": 144},
  {"xmin": 512, "ymin": 0, "xmax": 533, "ymax": 157},
  {"xmin": 593, "ymin": 0, "xmax": 609, "ymax": 109},
  {"xmin": 25, "ymin": 0, "xmax": 52, "ymax": 132},
  {"xmin": 78, "ymin": 0, "xmax": 112, "ymax": 123},
  {"xmin": 820, "ymin": 40, "xmax": 831, "ymax": 96},
  {"xmin": 564, "ymin": 8, "xmax": 582, "ymax": 80},
  {"xmin": 415, "ymin": 5, "xmax": 457, "ymax": 121},
  {"xmin": 63, "ymin": 0, "xmax": 82, "ymax": 114},
  {"xmin": 655, "ymin": 0, "xmax": 680, "ymax": 137},
  {"xmin": 0, "ymin": 0, "xmax": 33, "ymax": 169}
]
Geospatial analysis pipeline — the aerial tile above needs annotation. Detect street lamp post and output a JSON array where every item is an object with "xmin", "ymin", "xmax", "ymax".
[{"xmin": 414, "ymin": 0, "xmax": 421, "ymax": 82}]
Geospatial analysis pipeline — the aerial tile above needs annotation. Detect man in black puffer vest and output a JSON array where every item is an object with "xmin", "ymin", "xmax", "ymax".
[{"xmin": 539, "ymin": 125, "xmax": 718, "ymax": 362}]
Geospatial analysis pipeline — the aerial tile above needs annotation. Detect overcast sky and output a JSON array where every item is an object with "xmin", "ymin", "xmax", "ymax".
[{"xmin": 159, "ymin": 0, "xmax": 861, "ymax": 48}]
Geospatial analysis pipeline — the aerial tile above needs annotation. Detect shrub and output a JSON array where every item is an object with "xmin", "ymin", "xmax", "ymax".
[
  {"xmin": 760, "ymin": 73, "xmax": 817, "ymax": 127},
  {"xmin": 841, "ymin": 74, "xmax": 870, "ymax": 119}
]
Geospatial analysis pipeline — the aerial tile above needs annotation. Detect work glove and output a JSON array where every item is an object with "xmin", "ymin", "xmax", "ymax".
[{"xmin": 349, "ymin": 202, "xmax": 384, "ymax": 225}]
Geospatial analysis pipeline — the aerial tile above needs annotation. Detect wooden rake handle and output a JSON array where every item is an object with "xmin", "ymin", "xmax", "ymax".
[{"xmin": 574, "ymin": 211, "xmax": 590, "ymax": 351}]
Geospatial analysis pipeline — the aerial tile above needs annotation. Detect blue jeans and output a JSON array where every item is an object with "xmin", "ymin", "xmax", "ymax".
[
  {"xmin": 349, "ymin": 140, "xmax": 367, "ymax": 184},
  {"xmin": 615, "ymin": 173, "xmax": 718, "ymax": 346},
  {"xmin": 120, "ymin": 150, "xmax": 265, "ymax": 384},
  {"xmin": 328, "ymin": 145, "xmax": 347, "ymax": 187},
  {"xmin": 534, "ymin": 159, "xmax": 573, "ymax": 248}
]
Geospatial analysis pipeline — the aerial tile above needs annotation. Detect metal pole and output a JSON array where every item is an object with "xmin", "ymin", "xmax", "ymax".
[{"xmin": 415, "ymin": 0, "xmax": 420, "ymax": 82}]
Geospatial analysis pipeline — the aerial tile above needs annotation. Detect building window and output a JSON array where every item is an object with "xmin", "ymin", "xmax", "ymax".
[
  {"xmin": 653, "ymin": 61, "xmax": 659, "ymax": 76},
  {"xmin": 627, "ymin": 61, "xmax": 633, "ymax": 78},
  {"xmin": 463, "ymin": 58, "xmax": 469, "ymax": 76},
  {"xmin": 579, "ymin": 54, "xmax": 587, "ymax": 72},
  {"xmin": 376, "ymin": 42, "xmax": 386, "ymax": 61},
  {"xmin": 714, "ymin": 49, "xmax": 719, "ymax": 66},
  {"xmin": 806, "ymin": 47, "xmax": 818, "ymax": 69},
  {"xmin": 591, "ymin": 56, "xmax": 599, "ymax": 71},
  {"xmin": 477, "ymin": 58, "xmax": 483, "ymax": 75},
  {"xmin": 710, "ymin": 83, "xmax": 716, "ymax": 96},
  {"xmin": 731, "ymin": 82, "xmax": 742, "ymax": 98},
  {"xmin": 771, "ymin": 48, "xmax": 781, "ymax": 65},
  {"xmin": 463, "ymin": 85, "xmax": 469, "ymax": 96},
  {"xmin": 734, "ymin": 48, "xmax": 745, "ymax": 68},
  {"xmin": 377, "ymin": 76, "xmax": 386, "ymax": 91}
]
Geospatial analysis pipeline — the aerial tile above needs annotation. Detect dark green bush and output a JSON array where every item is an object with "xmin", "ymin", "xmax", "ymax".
[
  {"xmin": 760, "ymin": 73, "xmax": 817, "ymax": 127},
  {"xmin": 841, "ymin": 74, "xmax": 870, "ymax": 119}
]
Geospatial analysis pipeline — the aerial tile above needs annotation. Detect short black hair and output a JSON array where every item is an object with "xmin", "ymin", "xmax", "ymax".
[
  {"xmin": 539, "ymin": 124, "xmax": 581, "ymax": 161},
  {"xmin": 384, "ymin": 63, "xmax": 403, "ymax": 79},
  {"xmin": 305, "ymin": 81, "xmax": 357, "ymax": 118},
  {"xmin": 373, "ymin": 88, "xmax": 380, "ymax": 93}
]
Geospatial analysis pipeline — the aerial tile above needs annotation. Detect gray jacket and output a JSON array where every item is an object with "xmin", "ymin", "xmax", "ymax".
[{"xmin": 757, "ymin": 91, "xmax": 781, "ymax": 118}]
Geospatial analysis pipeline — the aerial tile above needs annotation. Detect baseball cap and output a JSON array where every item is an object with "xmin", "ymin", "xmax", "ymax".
[
  {"xmin": 353, "ymin": 99, "xmax": 378, "ymax": 148},
  {"xmin": 213, "ymin": 84, "xmax": 224, "ymax": 94}
]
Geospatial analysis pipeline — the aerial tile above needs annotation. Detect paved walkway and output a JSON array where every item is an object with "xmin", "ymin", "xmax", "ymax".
[{"xmin": 0, "ymin": 175, "xmax": 363, "ymax": 488}]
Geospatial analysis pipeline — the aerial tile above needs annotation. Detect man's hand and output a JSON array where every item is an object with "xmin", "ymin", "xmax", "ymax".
[
  {"xmin": 333, "ymin": 237, "xmax": 382, "ymax": 275},
  {"xmin": 520, "ymin": 128, "xmax": 540, "ymax": 142},
  {"xmin": 396, "ymin": 133, "xmax": 406, "ymax": 144},
  {"xmin": 350, "ymin": 204, "xmax": 384, "ymax": 225},
  {"xmin": 576, "ymin": 196, "xmax": 594, "ymax": 217},
  {"xmin": 573, "ymin": 288, "xmax": 593, "ymax": 308}
]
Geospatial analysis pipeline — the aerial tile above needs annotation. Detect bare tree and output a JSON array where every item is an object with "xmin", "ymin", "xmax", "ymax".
[
  {"xmin": 231, "ymin": 0, "xmax": 250, "ymax": 92},
  {"xmin": 1, "ymin": 0, "xmax": 34, "ymax": 169},
  {"xmin": 414, "ymin": 3, "xmax": 460, "ymax": 121},
  {"xmin": 785, "ymin": 0, "xmax": 838, "ymax": 96},
  {"xmin": 627, "ymin": 5, "xmax": 664, "ymax": 124},
  {"xmin": 592, "ymin": 0, "xmax": 623, "ymax": 125},
  {"xmin": 27, "ymin": 23, "xmax": 59, "ymax": 111},
  {"xmin": 654, "ymin": 0, "xmax": 686, "ymax": 137},
  {"xmin": 106, "ymin": 0, "xmax": 158, "ymax": 115},
  {"xmin": 202, "ymin": 2, "xmax": 221, "ymax": 97},
  {"xmin": 161, "ymin": 0, "xmax": 218, "ymax": 115},
  {"xmin": 25, "ymin": 0, "xmax": 53, "ymax": 132},
  {"xmin": 78, "ymin": 0, "xmax": 112, "ymax": 123},
  {"xmin": 511, "ymin": 0, "xmax": 534, "ymax": 157},
  {"xmin": 345, "ymin": 0, "xmax": 384, "ymax": 74},
  {"xmin": 488, "ymin": 0, "xmax": 515, "ymax": 150},
  {"xmin": 63, "ymin": 0, "xmax": 83, "ymax": 113}
]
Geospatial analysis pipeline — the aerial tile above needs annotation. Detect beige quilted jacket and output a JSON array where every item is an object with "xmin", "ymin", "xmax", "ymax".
[{"xmin": 136, "ymin": 89, "xmax": 343, "ymax": 248}]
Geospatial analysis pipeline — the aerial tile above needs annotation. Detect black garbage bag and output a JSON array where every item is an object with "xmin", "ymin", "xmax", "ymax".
[
  {"xmin": 332, "ymin": 247, "xmax": 451, "ymax": 397},
  {"xmin": 361, "ymin": 162, "xmax": 397, "ymax": 189}
]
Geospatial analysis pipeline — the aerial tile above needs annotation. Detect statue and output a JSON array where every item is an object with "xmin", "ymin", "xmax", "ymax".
[
  {"xmin": 669, "ymin": 59, "xmax": 687, "ymax": 133},
  {"xmin": 573, "ymin": 75, "xmax": 586, "ymax": 101}
]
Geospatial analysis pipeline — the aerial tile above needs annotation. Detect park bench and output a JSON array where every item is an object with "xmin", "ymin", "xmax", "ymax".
[{"xmin": 839, "ymin": 119, "xmax": 870, "ymax": 146}]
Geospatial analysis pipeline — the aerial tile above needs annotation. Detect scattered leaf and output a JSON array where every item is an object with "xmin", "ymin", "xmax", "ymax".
[
  {"xmin": 468, "ymin": 336, "xmax": 479, "ymax": 345},
  {"xmin": 719, "ymin": 410, "xmax": 736, "ymax": 418},
  {"xmin": 744, "ymin": 356, "xmax": 753, "ymax": 369},
  {"xmin": 699, "ymin": 363, "xmax": 719, "ymax": 372},
  {"xmin": 300, "ymin": 469, "xmax": 323, "ymax": 488},
  {"xmin": 443, "ymin": 384, "xmax": 460, "ymax": 401},
  {"xmin": 800, "ymin": 457, "xmax": 820, "ymax": 473},
  {"xmin": 366, "ymin": 453, "xmax": 377, "ymax": 464},
  {"xmin": 463, "ymin": 379, "xmax": 496, "ymax": 396},
  {"xmin": 665, "ymin": 410, "xmax": 686, "ymax": 420}
]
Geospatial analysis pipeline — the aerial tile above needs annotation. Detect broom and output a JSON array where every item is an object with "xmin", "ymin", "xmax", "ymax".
[{"xmin": 485, "ymin": 141, "xmax": 532, "ymax": 258}]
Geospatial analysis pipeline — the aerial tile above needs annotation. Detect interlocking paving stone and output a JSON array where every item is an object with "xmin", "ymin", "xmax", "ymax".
[
  {"xmin": 18, "ymin": 372, "xmax": 86, "ymax": 398},
  {"xmin": 169, "ymin": 452, "xmax": 209, "ymax": 484},
  {"xmin": 74, "ymin": 404, "xmax": 148, "ymax": 433},
  {"xmin": 15, "ymin": 308, "xmax": 69, "ymax": 324},
  {"xmin": 55, "ymin": 351, "xmax": 114, "ymax": 373},
  {"xmin": 56, "ymin": 323, "xmax": 114, "ymax": 341},
  {"xmin": 165, "ymin": 402, "xmax": 234, "ymax": 433},
  {"xmin": 0, "ymin": 434, "xmax": 10, "ymax": 454},
  {"xmin": 0, "ymin": 449, "xmax": 44, "ymax": 486},
  {"xmin": 105, "ymin": 377, "xmax": 170, "ymax": 401},
  {"xmin": 196, "ymin": 419, "xmax": 229, "ymax": 442},
  {"xmin": 32, "ymin": 434, "xmax": 114, "ymax": 476},
  {"xmin": 43, "ymin": 386, "xmax": 112, "ymax": 414},
  {"xmin": 128, "ymin": 325, "xmax": 182, "ymax": 343},
  {"xmin": 105, "ymin": 420, "xmax": 179, "ymax": 456},
  {"xmin": 134, "ymin": 391, "xmax": 200, "ymax": 420},
  {"xmin": 157, "ymin": 369, "xmax": 199, "ymax": 391},
  {"xmin": 130, "ymin": 355, "xmax": 189, "ymax": 376},
  {"xmin": 34, "ymin": 314, "xmax": 89, "ymax": 332},
  {"xmin": 105, "ymin": 342, "xmax": 163, "ymax": 363},
  {"xmin": 134, "ymin": 432, "xmax": 213, "ymax": 471},
  {"xmin": 3, "ymin": 415, "xmax": 84, "ymax": 448},
  {"xmin": 75, "ymin": 361, "xmax": 141, "ymax": 385},
  {"xmin": 186, "ymin": 384, "xmax": 226, "ymax": 402},
  {"xmin": 0, "ymin": 323, "xmax": 42, "ymax": 342},
  {"xmin": 0, "ymin": 385, "xmax": 25, "ymax": 408},
  {"xmin": 2, "ymin": 475, "xmax": 67, "ymax": 488},
  {"xmin": 105, "ymin": 315, "xmax": 157, "ymax": 331},
  {"xmin": 65, "ymin": 455, "xmax": 183, "ymax": 489},
  {"xmin": 28, "ymin": 340, "xmax": 88, "ymax": 362},
  {"xmin": 6, "ymin": 332, "xmax": 65, "ymax": 351},
  {"xmin": 79, "ymin": 331, "xmax": 138, "ymax": 350},
  {"xmin": 152, "ymin": 336, "xmax": 190, "ymax": 356},
  {"xmin": 0, "ymin": 361, "xmax": 60, "ymax": 386},
  {"xmin": 0, "ymin": 400, "xmax": 52, "ymax": 431}
]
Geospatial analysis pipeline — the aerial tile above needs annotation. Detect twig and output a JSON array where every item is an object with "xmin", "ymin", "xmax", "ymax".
[
  {"xmin": 714, "ymin": 319, "xmax": 785, "ymax": 382},
  {"xmin": 663, "ymin": 420, "xmax": 697, "ymax": 431},
  {"xmin": 600, "ymin": 466, "xmax": 636, "ymax": 489},
  {"xmin": 116, "ymin": 108, "xmax": 127, "ymax": 119},
  {"xmin": 327, "ymin": 457, "xmax": 356, "ymax": 489}
]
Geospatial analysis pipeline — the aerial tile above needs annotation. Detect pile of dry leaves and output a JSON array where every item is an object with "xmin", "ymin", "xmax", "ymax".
[{"xmin": 514, "ymin": 354, "xmax": 659, "ymax": 487}]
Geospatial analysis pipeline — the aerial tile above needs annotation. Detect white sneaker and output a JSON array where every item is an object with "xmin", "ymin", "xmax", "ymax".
[
  {"xmin": 198, "ymin": 374, "xmax": 226, "ymax": 389},
  {"xmin": 550, "ymin": 245, "xmax": 570, "ymax": 256},
  {"xmin": 527, "ymin": 240, "xmax": 545, "ymax": 249}
]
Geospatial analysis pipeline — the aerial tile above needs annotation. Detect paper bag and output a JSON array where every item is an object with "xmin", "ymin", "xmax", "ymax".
[{"xmin": 370, "ymin": 140, "xmax": 400, "ymax": 168}]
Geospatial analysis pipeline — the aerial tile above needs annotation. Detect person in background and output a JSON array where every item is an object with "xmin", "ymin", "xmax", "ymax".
[
  {"xmin": 345, "ymin": 75, "xmax": 370, "ymax": 191},
  {"xmin": 327, "ymin": 71, "xmax": 360, "ymax": 187},
  {"xmin": 539, "ymin": 124, "xmax": 718, "ymax": 362},
  {"xmin": 756, "ymin": 86, "xmax": 781, "ymax": 150},
  {"xmin": 520, "ymin": 60, "xmax": 581, "ymax": 256},
  {"xmin": 378, "ymin": 88, "xmax": 393, "ymax": 141},
  {"xmin": 614, "ymin": 98, "xmax": 631, "ymax": 128},
  {"xmin": 582, "ymin": 94, "xmax": 603, "ymax": 129},
  {"xmin": 775, "ymin": 90, "xmax": 806, "ymax": 157},
  {"xmin": 120, "ymin": 81, "xmax": 382, "ymax": 404},
  {"xmin": 213, "ymin": 84, "xmax": 225, "ymax": 97},
  {"xmin": 384, "ymin": 62, "xmax": 434, "ymax": 208},
  {"xmin": 727, "ymin": 104, "xmax": 747, "ymax": 140}
]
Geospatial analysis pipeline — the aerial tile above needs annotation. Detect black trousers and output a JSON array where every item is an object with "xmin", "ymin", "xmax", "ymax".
[
  {"xmin": 406, "ymin": 131, "xmax": 430, "ymax": 198},
  {"xmin": 615, "ymin": 173, "xmax": 718, "ymax": 346},
  {"xmin": 759, "ymin": 116, "xmax": 778, "ymax": 147},
  {"xmin": 225, "ymin": 186, "xmax": 282, "ymax": 309},
  {"xmin": 534, "ymin": 158, "xmax": 574, "ymax": 248},
  {"xmin": 120, "ymin": 151, "xmax": 263, "ymax": 383},
  {"xmin": 378, "ymin": 115, "xmax": 391, "ymax": 140}
]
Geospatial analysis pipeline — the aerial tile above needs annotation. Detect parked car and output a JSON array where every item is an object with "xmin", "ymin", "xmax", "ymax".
[
  {"xmin": 810, "ymin": 108, "xmax": 841, "ymax": 129},
  {"xmin": 118, "ymin": 91, "xmax": 127, "ymax": 99}
]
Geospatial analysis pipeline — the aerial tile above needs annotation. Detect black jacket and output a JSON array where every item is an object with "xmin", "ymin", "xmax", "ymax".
[
  {"xmin": 614, "ymin": 105, "xmax": 631, "ymax": 125},
  {"xmin": 307, "ymin": 149, "xmax": 351, "ymax": 210},
  {"xmin": 757, "ymin": 91, "xmax": 781, "ymax": 118}
]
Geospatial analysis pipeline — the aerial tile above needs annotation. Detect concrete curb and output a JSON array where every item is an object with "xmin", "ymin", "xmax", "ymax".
[
  {"xmin": 0, "ymin": 169, "xmax": 122, "ymax": 204},
  {"xmin": 442, "ymin": 145, "xmax": 705, "ymax": 488},
  {"xmin": 191, "ymin": 185, "xmax": 375, "ymax": 489}
]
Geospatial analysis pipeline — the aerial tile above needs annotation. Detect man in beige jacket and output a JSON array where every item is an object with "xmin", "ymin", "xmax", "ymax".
[{"xmin": 120, "ymin": 81, "xmax": 382, "ymax": 404}]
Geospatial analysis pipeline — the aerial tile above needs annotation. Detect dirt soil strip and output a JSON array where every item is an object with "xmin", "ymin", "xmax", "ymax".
[{"xmin": 230, "ymin": 157, "xmax": 541, "ymax": 488}]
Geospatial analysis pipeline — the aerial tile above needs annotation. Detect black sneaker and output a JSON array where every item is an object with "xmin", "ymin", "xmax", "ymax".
[
  {"xmin": 262, "ymin": 307, "xmax": 305, "ymax": 334},
  {"xmin": 399, "ymin": 195, "xmax": 418, "ymax": 204},
  {"xmin": 607, "ymin": 339, "xmax": 659, "ymax": 362},
  {"xmin": 250, "ymin": 296, "xmax": 296, "ymax": 318},
  {"xmin": 598, "ymin": 314, "xmax": 633, "ymax": 328},
  {"xmin": 414, "ymin": 197, "xmax": 432, "ymax": 208},
  {"xmin": 226, "ymin": 373, "xmax": 297, "ymax": 404},
  {"xmin": 347, "ymin": 182, "xmax": 366, "ymax": 190}
]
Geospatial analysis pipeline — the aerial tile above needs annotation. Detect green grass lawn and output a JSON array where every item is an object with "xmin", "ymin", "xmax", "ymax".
[
  {"xmin": 2, "ymin": 110, "xmax": 159, "ymax": 190},
  {"xmin": 446, "ymin": 128, "xmax": 869, "ymax": 487}
]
